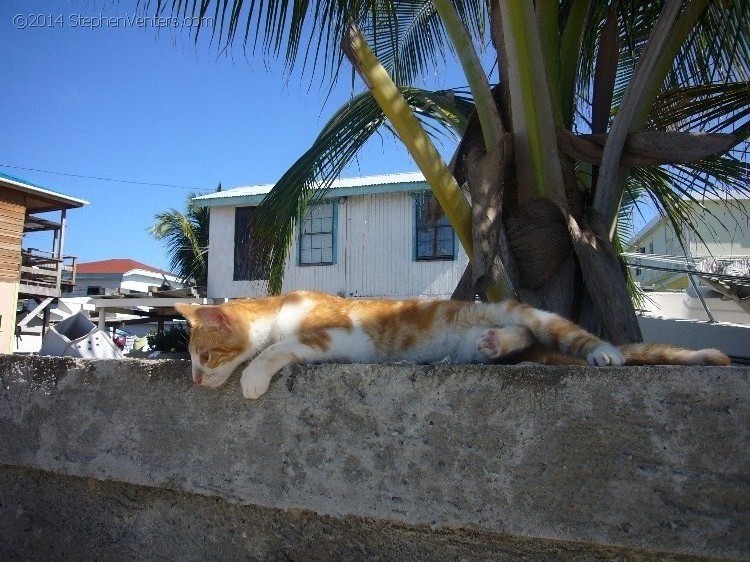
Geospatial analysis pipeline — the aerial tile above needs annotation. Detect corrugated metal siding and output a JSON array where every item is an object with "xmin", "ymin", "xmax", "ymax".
[{"xmin": 207, "ymin": 192, "xmax": 469, "ymax": 299}]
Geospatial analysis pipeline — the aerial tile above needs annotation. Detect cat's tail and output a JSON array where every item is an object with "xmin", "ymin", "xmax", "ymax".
[{"xmin": 619, "ymin": 343, "xmax": 731, "ymax": 366}]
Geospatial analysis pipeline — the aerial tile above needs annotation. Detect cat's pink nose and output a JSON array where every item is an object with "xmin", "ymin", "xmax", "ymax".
[{"xmin": 193, "ymin": 369, "xmax": 204, "ymax": 385}]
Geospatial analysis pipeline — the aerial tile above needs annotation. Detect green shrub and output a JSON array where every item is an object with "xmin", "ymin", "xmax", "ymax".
[{"xmin": 147, "ymin": 324, "xmax": 189, "ymax": 352}]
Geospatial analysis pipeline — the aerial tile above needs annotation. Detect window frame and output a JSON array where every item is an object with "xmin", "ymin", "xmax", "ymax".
[
  {"xmin": 412, "ymin": 191, "xmax": 456, "ymax": 262},
  {"xmin": 297, "ymin": 200, "xmax": 338, "ymax": 267}
]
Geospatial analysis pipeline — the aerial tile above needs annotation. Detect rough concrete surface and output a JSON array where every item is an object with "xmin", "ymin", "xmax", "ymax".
[{"xmin": 0, "ymin": 355, "xmax": 748, "ymax": 560}]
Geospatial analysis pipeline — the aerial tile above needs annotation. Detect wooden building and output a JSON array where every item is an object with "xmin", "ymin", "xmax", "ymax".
[{"xmin": 0, "ymin": 172, "xmax": 87, "ymax": 353}]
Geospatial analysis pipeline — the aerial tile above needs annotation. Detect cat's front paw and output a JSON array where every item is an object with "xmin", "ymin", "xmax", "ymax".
[
  {"xmin": 240, "ymin": 367, "xmax": 272, "ymax": 399},
  {"xmin": 587, "ymin": 342, "xmax": 625, "ymax": 366}
]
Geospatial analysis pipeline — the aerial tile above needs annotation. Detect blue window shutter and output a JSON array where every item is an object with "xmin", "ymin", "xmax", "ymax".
[
  {"xmin": 411, "ymin": 195, "xmax": 418, "ymax": 261},
  {"xmin": 332, "ymin": 200, "xmax": 338, "ymax": 265},
  {"xmin": 296, "ymin": 203, "xmax": 302, "ymax": 267}
]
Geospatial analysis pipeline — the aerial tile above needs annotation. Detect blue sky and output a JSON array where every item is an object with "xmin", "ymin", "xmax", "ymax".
[{"xmin": 1, "ymin": 1, "xmax": 469, "ymax": 271}]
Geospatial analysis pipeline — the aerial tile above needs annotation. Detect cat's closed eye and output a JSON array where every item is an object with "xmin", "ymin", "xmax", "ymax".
[{"xmin": 199, "ymin": 352, "xmax": 210, "ymax": 363}]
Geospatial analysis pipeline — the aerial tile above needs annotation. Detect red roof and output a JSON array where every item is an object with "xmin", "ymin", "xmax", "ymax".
[{"xmin": 76, "ymin": 259, "xmax": 171, "ymax": 276}]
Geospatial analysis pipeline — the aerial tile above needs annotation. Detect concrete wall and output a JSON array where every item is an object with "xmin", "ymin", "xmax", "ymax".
[{"xmin": 0, "ymin": 355, "xmax": 748, "ymax": 560}]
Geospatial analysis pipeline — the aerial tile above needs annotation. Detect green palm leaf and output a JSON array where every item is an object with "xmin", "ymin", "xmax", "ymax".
[
  {"xmin": 148, "ymin": 0, "xmax": 487, "ymax": 84},
  {"xmin": 149, "ymin": 0, "xmax": 374, "ymax": 80},
  {"xmin": 577, "ymin": 0, "xmax": 748, "ymax": 134},
  {"xmin": 363, "ymin": 0, "xmax": 487, "ymax": 86},
  {"xmin": 648, "ymin": 82, "xmax": 750, "ymax": 134},
  {"xmin": 150, "ymin": 192, "xmax": 210, "ymax": 286},
  {"xmin": 245, "ymin": 86, "xmax": 473, "ymax": 293}
]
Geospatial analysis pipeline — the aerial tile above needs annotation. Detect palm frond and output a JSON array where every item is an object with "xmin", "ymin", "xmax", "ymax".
[
  {"xmin": 648, "ymin": 82, "xmax": 750, "ymax": 133},
  {"xmin": 365, "ymin": 1, "xmax": 448, "ymax": 86},
  {"xmin": 146, "ymin": 0, "xmax": 487, "ymax": 84},
  {"xmin": 606, "ymin": 1, "xmax": 748, "ymax": 117},
  {"xmin": 573, "ymin": 0, "xmax": 748, "ymax": 237},
  {"xmin": 149, "ymin": 193, "xmax": 210, "ymax": 285},
  {"xmin": 665, "ymin": 0, "xmax": 750, "ymax": 89},
  {"xmin": 358, "ymin": 1, "xmax": 489, "ymax": 86},
  {"xmin": 147, "ymin": 0, "xmax": 374, "ymax": 80},
  {"xmin": 245, "ymin": 86, "xmax": 474, "ymax": 293}
]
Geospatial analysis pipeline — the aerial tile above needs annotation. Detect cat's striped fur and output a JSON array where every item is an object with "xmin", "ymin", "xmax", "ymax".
[{"xmin": 175, "ymin": 291, "xmax": 730, "ymax": 399}]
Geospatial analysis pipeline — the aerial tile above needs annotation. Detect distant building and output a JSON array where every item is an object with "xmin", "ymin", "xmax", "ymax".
[
  {"xmin": 192, "ymin": 172, "xmax": 469, "ymax": 299},
  {"xmin": 65, "ymin": 259, "xmax": 183, "ymax": 297},
  {"xmin": 629, "ymin": 195, "xmax": 750, "ymax": 291},
  {"xmin": 13, "ymin": 259, "xmax": 186, "ymax": 355},
  {"xmin": 0, "ymin": 171, "xmax": 87, "ymax": 354}
]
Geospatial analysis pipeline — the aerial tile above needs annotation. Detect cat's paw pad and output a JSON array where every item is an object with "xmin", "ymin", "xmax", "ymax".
[
  {"xmin": 587, "ymin": 343, "xmax": 625, "ymax": 366},
  {"xmin": 477, "ymin": 329, "xmax": 503, "ymax": 359}
]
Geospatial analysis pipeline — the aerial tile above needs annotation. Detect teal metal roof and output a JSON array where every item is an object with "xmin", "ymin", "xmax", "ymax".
[
  {"xmin": 192, "ymin": 172, "xmax": 429, "ymax": 208},
  {"xmin": 0, "ymin": 170, "xmax": 89, "ymax": 209},
  {"xmin": 0, "ymin": 170, "xmax": 47, "ymax": 188}
]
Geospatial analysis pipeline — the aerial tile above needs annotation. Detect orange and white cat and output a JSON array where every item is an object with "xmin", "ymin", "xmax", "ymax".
[{"xmin": 175, "ymin": 291, "xmax": 730, "ymax": 399}]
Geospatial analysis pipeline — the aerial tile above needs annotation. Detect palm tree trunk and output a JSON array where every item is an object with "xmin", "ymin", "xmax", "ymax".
[{"xmin": 489, "ymin": 1, "xmax": 642, "ymax": 342}]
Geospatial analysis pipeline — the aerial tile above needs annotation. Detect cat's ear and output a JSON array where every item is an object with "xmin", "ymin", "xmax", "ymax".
[
  {"xmin": 194, "ymin": 305, "xmax": 233, "ymax": 329},
  {"xmin": 174, "ymin": 303, "xmax": 200, "ymax": 326},
  {"xmin": 174, "ymin": 303, "xmax": 232, "ymax": 329}
]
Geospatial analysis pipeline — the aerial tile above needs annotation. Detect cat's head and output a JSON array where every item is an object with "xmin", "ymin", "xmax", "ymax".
[{"xmin": 174, "ymin": 303, "xmax": 250, "ymax": 388}]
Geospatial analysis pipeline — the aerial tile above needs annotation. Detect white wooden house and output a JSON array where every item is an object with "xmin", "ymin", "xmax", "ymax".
[{"xmin": 192, "ymin": 172, "xmax": 469, "ymax": 299}]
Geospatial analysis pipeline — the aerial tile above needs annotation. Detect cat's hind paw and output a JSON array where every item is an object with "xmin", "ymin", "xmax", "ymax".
[
  {"xmin": 477, "ymin": 329, "xmax": 504, "ymax": 360},
  {"xmin": 587, "ymin": 342, "xmax": 625, "ymax": 366},
  {"xmin": 477, "ymin": 326, "xmax": 533, "ymax": 361}
]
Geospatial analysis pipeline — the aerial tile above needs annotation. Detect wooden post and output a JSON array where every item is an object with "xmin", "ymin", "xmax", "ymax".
[
  {"xmin": 52, "ymin": 228, "xmax": 59, "ymax": 258},
  {"xmin": 56, "ymin": 209, "xmax": 67, "ymax": 293}
]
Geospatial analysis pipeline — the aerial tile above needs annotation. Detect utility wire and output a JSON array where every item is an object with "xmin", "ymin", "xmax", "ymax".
[{"xmin": 0, "ymin": 163, "xmax": 210, "ymax": 192}]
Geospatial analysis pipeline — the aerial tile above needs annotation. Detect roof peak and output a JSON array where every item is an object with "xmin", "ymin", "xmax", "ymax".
[{"xmin": 77, "ymin": 258, "xmax": 172, "ymax": 276}]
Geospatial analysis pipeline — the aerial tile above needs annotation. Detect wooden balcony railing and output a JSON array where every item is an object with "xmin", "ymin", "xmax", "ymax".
[{"xmin": 19, "ymin": 248, "xmax": 77, "ymax": 297}]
